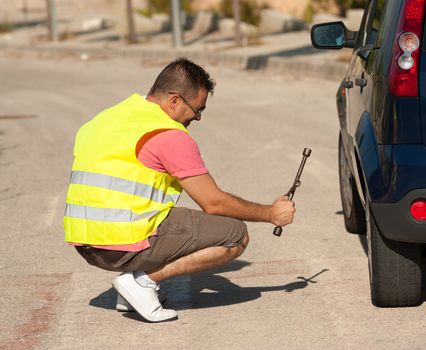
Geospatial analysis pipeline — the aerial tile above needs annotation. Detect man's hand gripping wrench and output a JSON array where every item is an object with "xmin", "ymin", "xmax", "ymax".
[{"xmin": 272, "ymin": 148, "xmax": 312, "ymax": 237}]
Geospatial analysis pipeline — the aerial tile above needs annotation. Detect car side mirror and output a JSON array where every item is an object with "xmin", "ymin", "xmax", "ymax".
[{"xmin": 311, "ymin": 21, "xmax": 357, "ymax": 49}]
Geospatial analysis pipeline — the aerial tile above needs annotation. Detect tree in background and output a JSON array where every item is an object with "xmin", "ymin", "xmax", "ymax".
[
  {"xmin": 219, "ymin": 0, "xmax": 266, "ymax": 26},
  {"xmin": 126, "ymin": 0, "xmax": 137, "ymax": 43}
]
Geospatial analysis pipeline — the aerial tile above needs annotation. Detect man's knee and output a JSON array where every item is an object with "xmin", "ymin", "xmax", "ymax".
[
  {"xmin": 241, "ymin": 232, "xmax": 249, "ymax": 249},
  {"xmin": 228, "ymin": 232, "xmax": 249, "ymax": 259},
  {"xmin": 234, "ymin": 221, "xmax": 249, "ymax": 255},
  {"xmin": 237, "ymin": 232, "xmax": 249, "ymax": 257},
  {"xmin": 231, "ymin": 219, "xmax": 248, "ymax": 246}
]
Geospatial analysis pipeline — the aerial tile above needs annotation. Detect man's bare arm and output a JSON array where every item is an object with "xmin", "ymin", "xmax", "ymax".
[{"xmin": 179, "ymin": 173, "xmax": 295, "ymax": 227}]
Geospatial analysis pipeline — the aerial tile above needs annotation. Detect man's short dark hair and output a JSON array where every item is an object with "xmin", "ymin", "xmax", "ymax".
[{"xmin": 148, "ymin": 58, "xmax": 216, "ymax": 99}]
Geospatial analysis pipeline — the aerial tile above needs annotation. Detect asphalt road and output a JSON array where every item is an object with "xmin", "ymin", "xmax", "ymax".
[{"xmin": 0, "ymin": 56, "xmax": 425, "ymax": 350}]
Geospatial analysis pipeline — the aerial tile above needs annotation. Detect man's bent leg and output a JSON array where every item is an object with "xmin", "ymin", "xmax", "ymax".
[
  {"xmin": 116, "ymin": 233, "xmax": 248, "ymax": 312},
  {"xmin": 76, "ymin": 208, "xmax": 248, "ymax": 320},
  {"xmin": 115, "ymin": 208, "xmax": 248, "ymax": 315},
  {"xmin": 124, "ymin": 207, "xmax": 248, "ymax": 273},
  {"xmin": 147, "ymin": 233, "xmax": 249, "ymax": 282}
]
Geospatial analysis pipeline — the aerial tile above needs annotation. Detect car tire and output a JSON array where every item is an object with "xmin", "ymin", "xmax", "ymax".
[
  {"xmin": 366, "ymin": 199, "xmax": 422, "ymax": 307},
  {"xmin": 338, "ymin": 134, "xmax": 366, "ymax": 234}
]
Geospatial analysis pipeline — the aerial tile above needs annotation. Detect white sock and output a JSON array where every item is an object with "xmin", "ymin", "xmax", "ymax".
[{"xmin": 133, "ymin": 271, "xmax": 157, "ymax": 288}]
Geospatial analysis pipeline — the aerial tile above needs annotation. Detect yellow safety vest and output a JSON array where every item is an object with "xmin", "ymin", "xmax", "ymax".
[{"xmin": 64, "ymin": 94, "xmax": 188, "ymax": 245}]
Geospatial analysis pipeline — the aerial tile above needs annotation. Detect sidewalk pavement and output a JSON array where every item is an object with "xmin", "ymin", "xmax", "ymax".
[{"xmin": 0, "ymin": 26, "xmax": 350, "ymax": 81}]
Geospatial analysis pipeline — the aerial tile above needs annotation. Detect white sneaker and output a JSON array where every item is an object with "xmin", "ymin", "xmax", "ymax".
[
  {"xmin": 112, "ymin": 272, "xmax": 177, "ymax": 323},
  {"xmin": 116, "ymin": 288, "xmax": 166, "ymax": 312}
]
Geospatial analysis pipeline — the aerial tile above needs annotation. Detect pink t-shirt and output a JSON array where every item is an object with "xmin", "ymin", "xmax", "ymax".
[
  {"xmin": 72, "ymin": 129, "xmax": 208, "ymax": 251},
  {"xmin": 138, "ymin": 129, "xmax": 209, "ymax": 179}
]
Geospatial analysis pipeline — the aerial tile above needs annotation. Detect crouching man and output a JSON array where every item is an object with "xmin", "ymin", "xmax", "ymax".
[{"xmin": 64, "ymin": 58, "xmax": 295, "ymax": 323}]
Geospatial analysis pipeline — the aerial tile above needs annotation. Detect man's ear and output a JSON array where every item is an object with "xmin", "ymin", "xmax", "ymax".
[{"xmin": 169, "ymin": 94, "xmax": 179, "ymax": 111}]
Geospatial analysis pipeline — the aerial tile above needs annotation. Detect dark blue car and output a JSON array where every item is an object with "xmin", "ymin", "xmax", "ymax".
[{"xmin": 311, "ymin": 0, "xmax": 426, "ymax": 307}]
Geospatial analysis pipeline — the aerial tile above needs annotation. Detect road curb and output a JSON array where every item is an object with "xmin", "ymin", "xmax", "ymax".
[{"xmin": 0, "ymin": 42, "xmax": 346, "ymax": 81}]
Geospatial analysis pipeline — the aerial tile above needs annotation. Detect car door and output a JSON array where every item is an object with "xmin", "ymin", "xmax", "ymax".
[{"xmin": 345, "ymin": 0, "xmax": 386, "ymax": 202}]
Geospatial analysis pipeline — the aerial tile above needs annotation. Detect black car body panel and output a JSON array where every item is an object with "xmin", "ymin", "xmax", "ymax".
[
  {"xmin": 419, "ymin": 53, "xmax": 426, "ymax": 145},
  {"xmin": 371, "ymin": 189, "xmax": 426, "ymax": 242},
  {"xmin": 315, "ymin": 0, "xmax": 426, "ymax": 242}
]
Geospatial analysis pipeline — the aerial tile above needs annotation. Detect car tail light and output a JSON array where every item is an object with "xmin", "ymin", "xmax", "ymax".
[
  {"xmin": 410, "ymin": 200, "xmax": 426, "ymax": 220},
  {"xmin": 389, "ymin": 0, "xmax": 426, "ymax": 97}
]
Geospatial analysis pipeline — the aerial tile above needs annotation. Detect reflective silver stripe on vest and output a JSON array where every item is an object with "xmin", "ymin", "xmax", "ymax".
[
  {"xmin": 64, "ymin": 203, "xmax": 160, "ymax": 222},
  {"xmin": 70, "ymin": 171, "xmax": 179, "ymax": 204}
]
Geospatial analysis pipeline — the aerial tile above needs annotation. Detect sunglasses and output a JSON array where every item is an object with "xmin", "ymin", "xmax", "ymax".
[{"xmin": 168, "ymin": 91, "xmax": 205, "ymax": 117}]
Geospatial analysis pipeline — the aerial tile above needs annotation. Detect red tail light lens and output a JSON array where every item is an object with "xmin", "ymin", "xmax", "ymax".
[
  {"xmin": 410, "ymin": 200, "xmax": 426, "ymax": 220},
  {"xmin": 389, "ymin": 0, "xmax": 426, "ymax": 97},
  {"xmin": 406, "ymin": 0, "xmax": 425, "ymax": 20}
]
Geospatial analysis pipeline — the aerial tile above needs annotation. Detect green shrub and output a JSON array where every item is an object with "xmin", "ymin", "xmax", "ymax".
[
  {"xmin": 137, "ymin": 0, "xmax": 192, "ymax": 17},
  {"xmin": 350, "ymin": 0, "xmax": 367, "ymax": 8},
  {"xmin": 0, "ymin": 19, "xmax": 13, "ymax": 33},
  {"xmin": 219, "ymin": 0, "xmax": 263, "ymax": 26},
  {"xmin": 303, "ymin": 2, "xmax": 315, "ymax": 23},
  {"xmin": 136, "ymin": 8, "xmax": 152, "ymax": 17}
]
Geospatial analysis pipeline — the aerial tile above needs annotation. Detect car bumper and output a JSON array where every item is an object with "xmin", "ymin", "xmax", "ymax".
[{"xmin": 371, "ymin": 189, "xmax": 426, "ymax": 243}]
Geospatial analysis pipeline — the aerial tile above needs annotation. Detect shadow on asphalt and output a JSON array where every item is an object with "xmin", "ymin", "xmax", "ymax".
[
  {"xmin": 89, "ymin": 287, "xmax": 117, "ymax": 311},
  {"xmin": 90, "ymin": 260, "xmax": 329, "ymax": 316},
  {"xmin": 245, "ymin": 44, "xmax": 323, "ymax": 70}
]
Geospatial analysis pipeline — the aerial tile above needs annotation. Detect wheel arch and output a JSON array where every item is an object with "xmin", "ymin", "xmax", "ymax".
[{"xmin": 353, "ymin": 148, "xmax": 367, "ymax": 207}]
